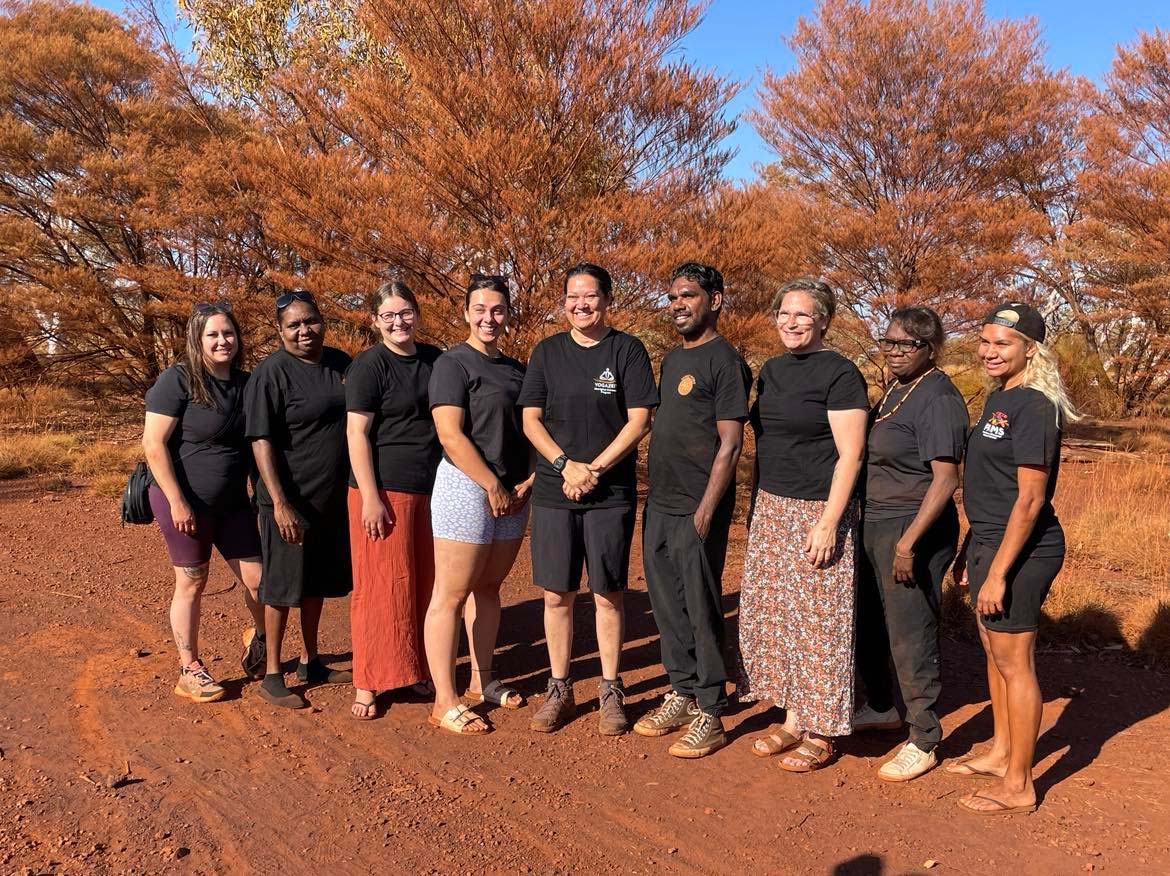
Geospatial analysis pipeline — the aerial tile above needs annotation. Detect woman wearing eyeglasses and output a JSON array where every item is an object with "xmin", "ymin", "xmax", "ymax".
[
  {"xmin": 142, "ymin": 302, "xmax": 266, "ymax": 703},
  {"xmin": 852, "ymin": 308, "xmax": 968, "ymax": 782},
  {"xmin": 345, "ymin": 281, "xmax": 443, "ymax": 720},
  {"xmin": 245, "ymin": 291, "xmax": 354, "ymax": 709},
  {"xmin": 737, "ymin": 278, "xmax": 869, "ymax": 772}
]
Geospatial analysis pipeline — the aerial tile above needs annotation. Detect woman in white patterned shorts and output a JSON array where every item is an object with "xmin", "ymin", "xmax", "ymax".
[
  {"xmin": 736, "ymin": 278, "xmax": 869, "ymax": 773},
  {"xmin": 423, "ymin": 275, "xmax": 535, "ymax": 735}
]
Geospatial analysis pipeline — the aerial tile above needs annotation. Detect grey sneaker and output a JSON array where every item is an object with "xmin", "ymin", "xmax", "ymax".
[
  {"xmin": 530, "ymin": 678, "xmax": 576, "ymax": 733},
  {"xmin": 597, "ymin": 678, "xmax": 629, "ymax": 736},
  {"xmin": 634, "ymin": 691, "xmax": 699, "ymax": 737},
  {"xmin": 669, "ymin": 711, "xmax": 727, "ymax": 759},
  {"xmin": 174, "ymin": 662, "xmax": 225, "ymax": 704}
]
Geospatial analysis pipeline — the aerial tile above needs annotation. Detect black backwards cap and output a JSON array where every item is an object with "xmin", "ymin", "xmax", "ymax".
[{"xmin": 983, "ymin": 302, "xmax": 1046, "ymax": 343}]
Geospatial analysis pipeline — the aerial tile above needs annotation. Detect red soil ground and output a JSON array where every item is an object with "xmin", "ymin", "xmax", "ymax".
[{"xmin": 1, "ymin": 478, "xmax": 1168, "ymax": 875}]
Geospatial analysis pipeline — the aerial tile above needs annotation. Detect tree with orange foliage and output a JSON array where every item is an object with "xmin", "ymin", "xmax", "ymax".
[
  {"xmin": 182, "ymin": 0, "xmax": 739, "ymax": 358},
  {"xmin": 751, "ymin": 0, "xmax": 1073, "ymax": 344},
  {"xmin": 0, "ymin": 0, "xmax": 277, "ymax": 392},
  {"xmin": 1073, "ymin": 30, "xmax": 1170, "ymax": 413}
]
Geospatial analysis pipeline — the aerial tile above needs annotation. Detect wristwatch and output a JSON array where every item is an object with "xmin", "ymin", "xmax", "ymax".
[{"xmin": 551, "ymin": 454, "xmax": 568, "ymax": 473}]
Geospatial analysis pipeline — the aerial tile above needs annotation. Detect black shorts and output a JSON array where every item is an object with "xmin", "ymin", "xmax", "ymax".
[
  {"xmin": 529, "ymin": 504, "xmax": 636, "ymax": 594},
  {"xmin": 258, "ymin": 503, "xmax": 353, "ymax": 607},
  {"xmin": 967, "ymin": 540, "xmax": 1064, "ymax": 632}
]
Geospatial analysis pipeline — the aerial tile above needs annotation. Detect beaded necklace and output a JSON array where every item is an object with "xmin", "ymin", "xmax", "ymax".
[{"xmin": 873, "ymin": 366, "xmax": 937, "ymax": 425}]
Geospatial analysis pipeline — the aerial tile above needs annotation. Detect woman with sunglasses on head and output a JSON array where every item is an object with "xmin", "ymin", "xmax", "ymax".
[
  {"xmin": 345, "ymin": 281, "xmax": 443, "ymax": 720},
  {"xmin": 142, "ymin": 302, "xmax": 266, "ymax": 703},
  {"xmin": 245, "ymin": 291, "xmax": 354, "ymax": 709},
  {"xmin": 949, "ymin": 302, "xmax": 1077, "ymax": 816},
  {"xmin": 423, "ymin": 275, "xmax": 535, "ymax": 735},
  {"xmin": 736, "ymin": 278, "xmax": 869, "ymax": 773},
  {"xmin": 852, "ymin": 307, "xmax": 968, "ymax": 782}
]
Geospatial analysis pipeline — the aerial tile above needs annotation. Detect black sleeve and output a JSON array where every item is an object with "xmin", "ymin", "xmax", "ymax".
[
  {"xmin": 714, "ymin": 358, "xmax": 751, "ymax": 421},
  {"xmin": 621, "ymin": 336, "xmax": 659, "ymax": 409},
  {"xmin": 1011, "ymin": 393, "xmax": 1060, "ymax": 467},
  {"xmin": 244, "ymin": 364, "xmax": 280, "ymax": 440},
  {"xmin": 345, "ymin": 354, "xmax": 383, "ymax": 413},
  {"xmin": 517, "ymin": 341, "xmax": 548, "ymax": 408},
  {"xmin": 144, "ymin": 366, "xmax": 188, "ymax": 417},
  {"xmin": 917, "ymin": 395, "xmax": 969, "ymax": 464},
  {"xmin": 428, "ymin": 353, "xmax": 469, "ymax": 410},
  {"xmin": 826, "ymin": 360, "xmax": 870, "ymax": 410}
]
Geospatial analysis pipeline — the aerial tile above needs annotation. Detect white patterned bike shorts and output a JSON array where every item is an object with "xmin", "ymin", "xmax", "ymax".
[{"xmin": 430, "ymin": 458, "xmax": 530, "ymax": 544}]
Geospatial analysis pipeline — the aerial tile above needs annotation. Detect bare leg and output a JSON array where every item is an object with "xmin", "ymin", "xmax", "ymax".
[
  {"xmin": 424, "ymin": 537, "xmax": 490, "ymax": 725},
  {"xmin": 264, "ymin": 604, "xmax": 289, "ymax": 675},
  {"xmin": 593, "ymin": 591, "xmax": 624, "ymax": 680},
  {"xmin": 543, "ymin": 589, "xmax": 576, "ymax": 679},
  {"xmin": 963, "ymin": 630, "xmax": 1040, "ymax": 811},
  {"xmin": 300, "ymin": 597, "xmax": 324, "ymax": 663},
  {"xmin": 224, "ymin": 556, "xmax": 265, "ymax": 633},
  {"xmin": 465, "ymin": 538, "xmax": 523, "ymax": 704},
  {"xmin": 957, "ymin": 620, "xmax": 1011, "ymax": 776},
  {"xmin": 170, "ymin": 564, "xmax": 209, "ymax": 667}
]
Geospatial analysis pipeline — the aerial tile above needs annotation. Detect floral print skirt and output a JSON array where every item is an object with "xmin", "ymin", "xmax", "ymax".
[{"xmin": 735, "ymin": 490, "xmax": 859, "ymax": 737}]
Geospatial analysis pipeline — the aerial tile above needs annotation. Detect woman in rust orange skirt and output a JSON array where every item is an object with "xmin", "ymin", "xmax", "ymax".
[{"xmin": 345, "ymin": 280, "xmax": 443, "ymax": 719}]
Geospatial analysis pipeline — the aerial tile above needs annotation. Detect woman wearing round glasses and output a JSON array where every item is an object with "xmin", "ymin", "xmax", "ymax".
[
  {"xmin": 142, "ymin": 302, "xmax": 266, "ymax": 703},
  {"xmin": 245, "ymin": 290, "xmax": 354, "ymax": 709},
  {"xmin": 853, "ymin": 307, "xmax": 968, "ymax": 782},
  {"xmin": 737, "ymin": 278, "xmax": 869, "ymax": 772},
  {"xmin": 345, "ymin": 281, "xmax": 443, "ymax": 719}
]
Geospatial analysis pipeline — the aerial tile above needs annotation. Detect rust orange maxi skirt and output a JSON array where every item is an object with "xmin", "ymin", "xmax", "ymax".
[{"xmin": 347, "ymin": 487, "xmax": 434, "ymax": 691}]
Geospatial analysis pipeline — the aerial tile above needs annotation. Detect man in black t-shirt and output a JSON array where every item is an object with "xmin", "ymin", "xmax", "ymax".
[{"xmin": 635, "ymin": 263, "xmax": 750, "ymax": 759}]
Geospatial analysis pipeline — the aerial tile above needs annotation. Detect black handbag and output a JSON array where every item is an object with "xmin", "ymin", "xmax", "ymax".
[{"xmin": 121, "ymin": 373, "xmax": 244, "ymax": 526}]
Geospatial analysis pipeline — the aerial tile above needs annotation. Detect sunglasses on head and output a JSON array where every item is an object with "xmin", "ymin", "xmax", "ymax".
[
  {"xmin": 193, "ymin": 300, "xmax": 232, "ymax": 315},
  {"xmin": 275, "ymin": 290, "xmax": 317, "ymax": 312}
]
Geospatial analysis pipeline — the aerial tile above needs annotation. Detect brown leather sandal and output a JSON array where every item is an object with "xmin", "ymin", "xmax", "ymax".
[
  {"xmin": 779, "ymin": 738, "xmax": 834, "ymax": 773},
  {"xmin": 751, "ymin": 728, "xmax": 803, "ymax": 758}
]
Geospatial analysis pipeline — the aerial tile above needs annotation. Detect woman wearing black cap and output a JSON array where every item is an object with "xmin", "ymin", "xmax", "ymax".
[{"xmin": 950, "ymin": 301, "xmax": 1078, "ymax": 815}]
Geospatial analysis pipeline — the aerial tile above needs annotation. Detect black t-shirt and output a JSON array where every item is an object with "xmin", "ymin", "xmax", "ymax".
[
  {"xmin": 244, "ymin": 347, "xmax": 352, "ymax": 513},
  {"xmin": 144, "ymin": 364, "xmax": 250, "ymax": 512},
  {"xmin": 865, "ymin": 370, "xmax": 969, "ymax": 521},
  {"xmin": 647, "ymin": 335, "xmax": 751, "ymax": 516},
  {"xmin": 345, "ymin": 342, "xmax": 442, "ymax": 494},
  {"xmin": 427, "ymin": 342, "xmax": 530, "ymax": 490},
  {"xmin": 751, "ymin": 350, "xmax": 870, "ymax": 501},
  {"xmin": 518, "ymin": 329, "xmax": 659, "ymax": 509},
  {"xmin": 964, "ymin": 386, "xmax": 1064, "ymax": 555}
]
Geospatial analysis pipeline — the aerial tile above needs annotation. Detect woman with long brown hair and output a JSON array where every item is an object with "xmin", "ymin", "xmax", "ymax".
[{"xmin": 142, "ymin": 302, "xmax": 266, "ymax": 703}]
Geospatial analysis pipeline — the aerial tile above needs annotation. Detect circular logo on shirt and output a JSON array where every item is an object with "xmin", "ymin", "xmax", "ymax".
[{"xmin": 677, "ymin": 374, "xmax": 696, "ymax": 396}]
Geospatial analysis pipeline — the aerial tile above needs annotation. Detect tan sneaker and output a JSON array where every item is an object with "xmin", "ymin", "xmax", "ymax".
[
  {"xmin": 174, "ymin": 662, "xmax": 225, "ymax": 704},
  {"xmin": 878, "ymin": 742, "xmax": 937, "ymax": 782},
  {"xmin": 634, "ymin": 691, "xmax": 698, "ymax": 737},
  {"xmin": 530, "ymin": 678, "xmax": 576, "ymax": 733},
  {"xmin": 668, "ymin": 711, "xmax": 727, "ymax": 759},
  {"xmin": 597, "ymin": 678, "xmax": 629, "ymax": 736}
]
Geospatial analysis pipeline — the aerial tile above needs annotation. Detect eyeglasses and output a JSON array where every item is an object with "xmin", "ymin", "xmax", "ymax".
[
  {"xmin": 193, "ymin": 300, "xmax": 231, "ymax": 315},
  {"xmin": 376, "ymin": 307, "xmax": 416, "ymax": 325},
  {"xmin": 878, "ymin": 337, "xmax": 929, "ymax": 353},
  {"xmin": 275, "ymin": 291, "xmax": 316, "ymax": 312}
]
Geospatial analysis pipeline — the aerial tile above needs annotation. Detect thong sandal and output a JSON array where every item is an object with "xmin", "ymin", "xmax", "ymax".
[
  {"xmin": 957, "ymin": 793, "xmax": 1036, "ymax": 816},
  {"xmin": 751, "ymin": 728, "xmax": 803, "ymax": 759},
  {"xmin": 464, "ymin": 679, "xmax": 525, "ymax": 711},
  {"xmin": 428, "ymin": 703, "xmax": 492, "ymax": 735},
  {"xmin": 945, "ymin": 759, "xmax": 1001, "ymax": 779},
  {"xmin": 779, "ymin": 738, "xmax": 834, "ymax": 773},
  {"xmin": 351, "ymin": 697, "xmax": 378, "ymax": 721}
]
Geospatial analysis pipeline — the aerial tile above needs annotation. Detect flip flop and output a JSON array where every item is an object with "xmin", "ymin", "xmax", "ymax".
[
  {"xmin": 464, "ymin": 679, "xmax": 525, "ymax": 710},
  {"xmin": 751, "ymin": 728, "xmax": 803, "ymax": 758},
  {"xmin": 957, "ymin": 793, "xmax": 1037, "ymax": 816},
  {"xmin": 351, "ymin": 697, "xmax": 378, "ymax": 721},
  {"xmin": 428, "ymin": 703, "xmax": 492, "ymax": 735},
  {"xmin": 945, "ymin": 759, "xmax": 1001, "ymax": 779}
]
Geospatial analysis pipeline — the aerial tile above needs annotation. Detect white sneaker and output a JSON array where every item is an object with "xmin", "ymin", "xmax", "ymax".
[
  {"xmin": 878, "ymin": 742, "xmax": 937, "ymax": 782},
  {"xmin": 851, "ymin": 703, "xmax": 902, "ymax": 732}
]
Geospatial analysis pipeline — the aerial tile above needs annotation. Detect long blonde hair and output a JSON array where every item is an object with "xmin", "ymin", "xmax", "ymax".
[{"xmin": 1018, "ymin": 338, "xmax": 1080, "ymax": 427}]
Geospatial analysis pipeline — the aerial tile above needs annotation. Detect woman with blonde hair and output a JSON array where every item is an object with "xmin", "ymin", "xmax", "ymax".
[{"xmin": 950, "ymin": 301, "xmax": 1078, "ymax": 815}]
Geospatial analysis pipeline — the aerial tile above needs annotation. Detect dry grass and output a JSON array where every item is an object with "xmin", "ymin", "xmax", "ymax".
[{"xmin": 0, "ymin": 434, "xmax": 80, "ymax": 479}]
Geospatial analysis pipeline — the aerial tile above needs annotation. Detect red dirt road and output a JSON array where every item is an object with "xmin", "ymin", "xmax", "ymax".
[{"xmin": 1, "ymin": 478, "xmax": 1168, "ymax": 875}]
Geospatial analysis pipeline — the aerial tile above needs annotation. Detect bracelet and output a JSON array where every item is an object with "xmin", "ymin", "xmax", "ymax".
[{"xmin": 895, "ymin": 549, "xmax": 915, "ymax": 560}]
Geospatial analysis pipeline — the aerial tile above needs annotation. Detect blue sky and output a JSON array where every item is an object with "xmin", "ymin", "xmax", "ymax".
[{"xmin": 95, "ymin": 0, "xmax": 1166, "ymax": 180}]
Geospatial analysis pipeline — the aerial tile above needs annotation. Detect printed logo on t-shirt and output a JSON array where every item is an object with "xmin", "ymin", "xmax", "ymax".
[
  {"xmin": 982, "ymin": 410, "xmax": 1009, "ymax": 440},
  {"xmin": 594, "ymin": 367, "xmax": 617, "ymax": 396},
  {"xmin": 677, "ymin": 374, "xmax": 695, "ymax": 396}
]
